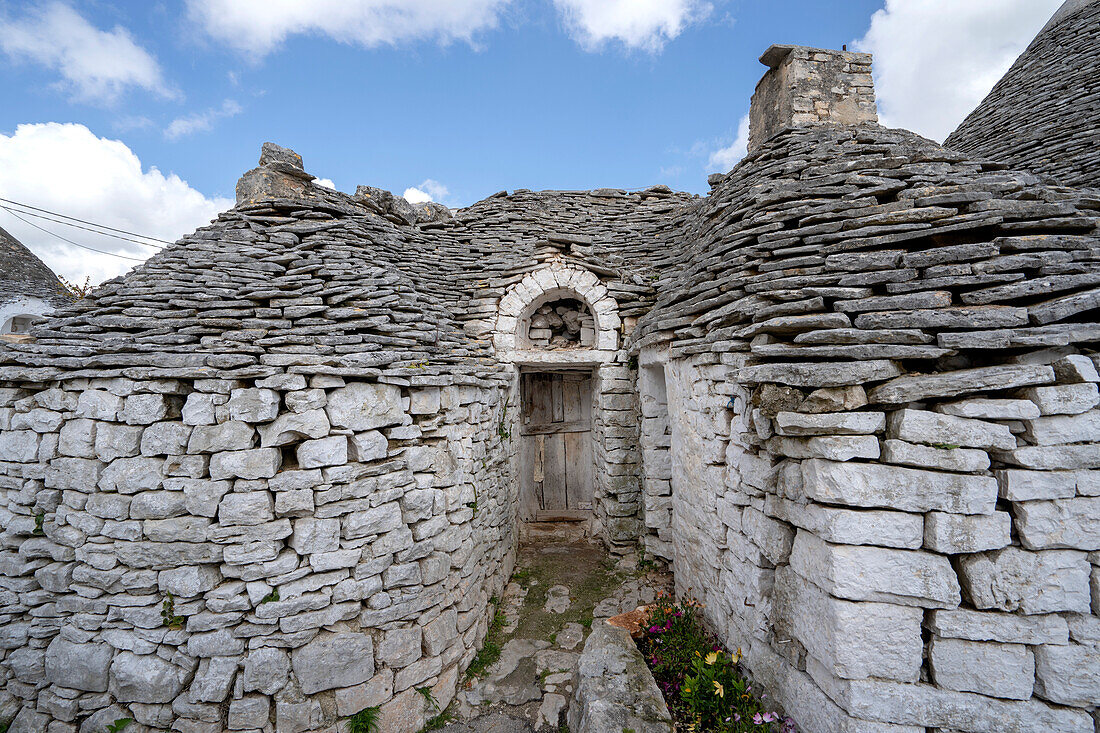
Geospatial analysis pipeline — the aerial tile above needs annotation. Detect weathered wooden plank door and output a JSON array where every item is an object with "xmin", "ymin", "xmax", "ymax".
[{"xmin": 520, "ymin": 371, "xmax": 593, "ymax": 520}]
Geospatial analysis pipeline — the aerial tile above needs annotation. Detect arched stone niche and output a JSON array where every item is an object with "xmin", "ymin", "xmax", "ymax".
[{"xmin": 493, "ymin": 263, "xmax": 620, "ymax": 364}]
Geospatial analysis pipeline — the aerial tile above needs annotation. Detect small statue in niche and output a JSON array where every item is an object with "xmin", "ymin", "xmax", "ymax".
[{"xmin": 526, "ymin": 298, "xmax": 595, "ymax": 348}]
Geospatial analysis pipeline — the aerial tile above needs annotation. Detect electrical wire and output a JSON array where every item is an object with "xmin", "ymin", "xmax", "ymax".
[
  {"xmin": 0, "ymin": 196, "xmax": 172, "ymax": 246},
  {"xmin": 1, "ymin": 207, "xmax": 151, "ymax": 262},
  {"xmin": 0, "ymin": 204, "xmax": 166, "ymax": 249}
]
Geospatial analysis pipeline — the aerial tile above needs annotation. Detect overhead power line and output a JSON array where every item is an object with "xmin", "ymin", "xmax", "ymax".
[
  {"xmin": 1, "ymin": 206, "xmax": 152, "ymax": 262},
  {"xmin": 0, "ymin": 196, "xmax": 169, "ymax": 248}
]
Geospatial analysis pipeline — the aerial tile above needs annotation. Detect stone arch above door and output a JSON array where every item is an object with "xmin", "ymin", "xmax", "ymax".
[{"xmin": 493, "ymin": 263, "xmax": 621, "ymax": 363}]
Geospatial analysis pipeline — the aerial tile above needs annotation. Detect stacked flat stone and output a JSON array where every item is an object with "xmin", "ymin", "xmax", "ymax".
[
  {"xmin": 0, "ymin": 225, "xmax": 69, "ymax": 315},
  {"xmin": 945, "ymin": 0, "xmax": 1100, "ymax": 189},
  {"xmin": 633, "ymin": 119, "xmax": 1100, "ymax": 732},
  {"xmin": 0, "ymin": 141, "xmax": 697, "ymax": 732}
]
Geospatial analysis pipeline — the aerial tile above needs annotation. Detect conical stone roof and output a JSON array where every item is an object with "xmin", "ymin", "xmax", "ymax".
[
  {"xmin": 945, "ymin": 0, "xmax": 1100, "ymax": 188},
  {"xmin": 0, "ymin": 224, "xmax": 67, "ymax": 307}
]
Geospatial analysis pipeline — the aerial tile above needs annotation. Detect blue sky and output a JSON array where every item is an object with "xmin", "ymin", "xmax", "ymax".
[{"xmin": 0, "ymin": 0, "xmax": 1064, "ymax": 282}]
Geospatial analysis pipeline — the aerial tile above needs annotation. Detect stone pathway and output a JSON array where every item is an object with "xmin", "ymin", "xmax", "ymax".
[{"xmin": 437, "ymin": 537, "xmax": 672, "ymax": 732}]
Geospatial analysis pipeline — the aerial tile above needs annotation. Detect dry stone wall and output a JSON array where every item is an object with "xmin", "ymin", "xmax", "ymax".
[
  {"xmin": 634, "ymin": 119, "xmax": 1100, "ymax": 731},
  {"xmin": 0, "ymin": 370, "xmax": 515, "ymax": 732}
]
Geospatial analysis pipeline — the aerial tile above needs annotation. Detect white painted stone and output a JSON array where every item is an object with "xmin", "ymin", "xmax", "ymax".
[
  {"xmin": 924, "ymin": 511, "xmax": 1011, "ymax": 554},
  {"xmin": 936, "ymin": 398, "xmax": 1040, "ymax": 420},
  {"xmin": 773, "ymin": 411, "xmax": 885, "ymax": 436},
  {"xmin": 291, "ymin": 631, "xmax": 375, "ymax": 694},
  {"xmin": 800, "ymin": 459, "xmax": 997, "ymax": 514},
  {"xmin": 929, "ymin": 637, "xmax": 1034, "ymax": 699},
  {"xmin": 789, "ymin": 530, "xmax": 960, "ymax": 608},
  {"xmin": 929, "ymin": 608, "xmax": 1069, "ymax": 645},
  {"xmin": 1013, "ymin": 497, "xmax": 1100, "ymax": 550},
  {"xmin": 888, "ymin": 408, "xmax": 1016, "ymax": 450},
  {"xmin": 958, "ymin": 547, "xmax": 1091, "ymax": 614},
  {"xmin": 325, "ymin": 382, "xmax": 404, "ymax": 431},
  {"xmin": 1034, "ymin": 644, "xmax": 1100, "ymax": 707},
  {"xmin": 881, "ymin": 439, "xmax": 989, "ymax": 472},
  {"xmin": 1021, "ymin": 382, "xmax": 1100, "ymax": 416}
]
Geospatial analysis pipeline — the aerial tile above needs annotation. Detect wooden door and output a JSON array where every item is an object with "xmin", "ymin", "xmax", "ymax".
[{"xmin": 520, "ymin": 372, "xmax": 593, "ymax": 520}]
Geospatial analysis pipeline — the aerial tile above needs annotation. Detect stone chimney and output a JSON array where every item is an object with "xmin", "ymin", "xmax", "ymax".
[{"xmin": 748, "ymin": 45, "xmax": 878, "ymax": 153}]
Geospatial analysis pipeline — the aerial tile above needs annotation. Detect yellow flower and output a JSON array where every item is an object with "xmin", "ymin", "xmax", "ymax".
[
  {"xmin": 713, "ymin": 680, "xmax": 725, "ymax": 698},
  {"xmin": 683, "ymin": 685, "xmax": 692, "ymax": 694},
  {"xmin": 705, "ymin": 651, "xmax": 719, "ymax": 665}
]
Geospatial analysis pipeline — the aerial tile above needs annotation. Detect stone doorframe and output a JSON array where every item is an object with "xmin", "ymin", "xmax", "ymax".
[{"xmin": 494, "ymin": 262, "xmax": 635, "ymax": 547}]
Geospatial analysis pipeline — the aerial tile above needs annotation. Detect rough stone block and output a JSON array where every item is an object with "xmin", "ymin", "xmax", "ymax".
[
  {"xmin": 228, "ymin": 388, "xmax": 280, "ymax": 423},
  {"xmin": 775, "ymin": 567, "xmax": 922, "ymax": 681},
  {"xmin": 297, "ymin": 435, "xmax": 348, "ymax": 469},
  {"xmin": 1013, "ymin": 497, "xmax": 1100, "ymax": 550},
  {"xmin": 924, "ymin": 511, "xmax": 1011, "ymax": 554},
  {"xmin": 94, "ymin": 423, "xmax": 144, "ymax": 461},
  {"xmin": 881, "ymin": 439, "xmax": 989, "ymax": 473},
  {"xmin": 929, "ymin": 637, "xmax": 1034, "ymax": 700},
  {"xmin": 258, "ymin": 409, "xmax": 330, "ymax": 446},
  {"xmin": 790, "ymin": 530, "xmax": 960, "ymax": 608},
  {"xmin": 1024, "ymin": 410, "xmax": 1100, "ymax": 446},
  {"xmin": 928, "ymin": 608, "xmax": 1069, "ymax": 645},
  {"xmin": 219, "ymin": 492, "xmax": 274, "ymax": 526},
  {"xmin": 888, "ymin": 408, "xmax": 1015, "ymax": 450},
  {"xmin": 44, "ymin": 637, "xmax": 112, "ymax": 692},
  {"xmin": 1034, "ymin": 644, "xmax": 1100, "ymax": 708},
  {"xmin": 187, "ymin": 421, "xmax": 255, "ymax": 453},
  {"xmin": 773, "ymin": 411, "xmax": 885, "ymax": 436},
  {"xmin": 958, "ymin": 547, "xmax": 1091, "ymax": 614},
  {"xmin": 350, "ymin": 430, "xmax": 388, "ymax": 462},
  {"xmin": 209, "ymin": 448, "xmax": 280, "ymax": 480},
  {"xmin": 108, "ymin": 651, "xmax": 186, "ymax": 702},
  {"xmin": 936, "ymin": 398, "xmax": 1040, "ymax": 420},
  {"xmin": 228, "ymin": 695, "xmax": 270, "ymax": 729},
  {"xmin": 289, "ymin": 517, "xmax": 340, "ymax": 554},
  {"xmin": 775, "ymin": 499, "xmax": 923, "ymax": 549},
  {"xmin": 242, "ymin": 646, "xmax": 289, "ymax": 695},
  {"xmin": 800, "ymin": 459, "xmax": 997, "ymax": 514},
  {"xmin": 326, "ymin": 382, "xmax": 404, "ymax": 431},
  {"xmin": 1022, "ymin": 382, "xmax": 1099, "ymax": 416},
  {"xmin": 291, "ymin": 631, "xmax": 375, "ymax": 694},
  {"xmin": 378, "ymin": 627, "xmax": 423, "ymax": 668},
  {"xmin": 768, "ymin": 435, "xmax": 880, "ymax": 461},
  {"xmin": 997, "ymin": 468, "xmax": 1077, "ymax": 501},
  {"xmin": 123, "ymin": 394, "xmax": 169, "ymax": 425}
]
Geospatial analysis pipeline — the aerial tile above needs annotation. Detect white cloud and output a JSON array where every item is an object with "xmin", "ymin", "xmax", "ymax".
[
  {"xmin": 186, "ymin": 0, "xmax": 510, "ymax": 58},
  {"xmin": 553, "ymin": 0, "xmax": 711, "ymax": 51},
  {"xmin": 403, "ymin": 179, "xmax": 450, "ymax": 204},
  {"xmin": 854, "ymin": 0, "xmax": 1062, "ymax": 142},
  {"xmin": 164, "ymin": 100, "xmax": 243, "ymax": 141},
  {"xmin": 314, "ymin": 178, "xmax": 337, "ymax": 190},
  {"xmin": 0, "ymin": 2, "xmax": 173, "ymax": 104},
  {"xmin": 706, "ymin": 114, "xmax": 749, "ymax": 173},
  {"xmin": 0, "ymin": 123, "xmax": 232, "ymax": 285}
]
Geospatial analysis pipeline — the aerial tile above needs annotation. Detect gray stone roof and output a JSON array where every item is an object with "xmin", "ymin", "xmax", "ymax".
[
  {"xmin": 0, "ymin": 224, "xmax": 67, "ymax": 307},
  {"xmin": 0, "ymin": 154, "xmax": 693, "ymax": 381},
  {"xmin": 634, "ymin": 123, "xmax": 1100, "ymax": 361},
  {"xmin": 944, "ymin": 0, "xmax": 1100, "ymax": 188}
]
